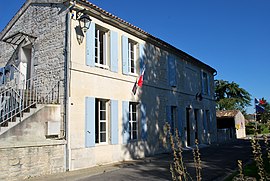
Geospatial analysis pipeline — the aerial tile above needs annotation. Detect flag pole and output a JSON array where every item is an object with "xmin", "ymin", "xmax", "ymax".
[{"xmin": 254, "ymin": 98, "xmax": 257, "ymax": 130}]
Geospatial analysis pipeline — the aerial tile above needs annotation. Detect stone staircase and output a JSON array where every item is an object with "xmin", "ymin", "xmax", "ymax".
[{"xmin": 0, "ymin": 68, "xmax": 60, "ymax": 136}]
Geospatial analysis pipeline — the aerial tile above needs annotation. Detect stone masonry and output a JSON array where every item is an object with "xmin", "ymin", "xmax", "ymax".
[
  {"xmin": 0, "ymin": 144, "xmax": 65, "ymax": 181},
  {"xmin": 0, "ymin": 2, "xmax": 68, "ymax": 135}
]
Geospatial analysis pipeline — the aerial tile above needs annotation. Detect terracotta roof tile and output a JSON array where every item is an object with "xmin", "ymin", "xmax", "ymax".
[
  {"xmin": 216, "ymin": 110, "xmax": 240, "ymax": 118},
  {"xmin": 78, "ymin": 0, "xmax": 150, "ymax": 35}
]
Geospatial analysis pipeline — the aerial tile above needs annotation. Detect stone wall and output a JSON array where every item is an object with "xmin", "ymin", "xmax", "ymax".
[
  {"xmin": 0, "ymin": 2, "xmax": 68, "ymax": 136},
  {"xmin": 0, "ymin": 143, "xmax": 65, "ymax": 181}
]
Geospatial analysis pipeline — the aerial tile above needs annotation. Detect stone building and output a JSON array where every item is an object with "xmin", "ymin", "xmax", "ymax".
[
  {"xmin": 0, "ymin": 0, "xmax": 217, "ymax": 180},
  {"xmin": 216, "ymin": 110, "xmax": 246, "ymax": 142}
]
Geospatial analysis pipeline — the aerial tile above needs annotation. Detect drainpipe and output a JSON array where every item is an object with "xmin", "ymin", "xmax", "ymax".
[{"xmin": 64, "ymin": 0, "xmax": 76, "ymax": 171}]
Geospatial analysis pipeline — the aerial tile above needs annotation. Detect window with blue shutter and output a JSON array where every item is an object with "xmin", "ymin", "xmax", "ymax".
[
  {"xmin": 86, "ymin": 22, "xmax": 95, "ymax": 67},
  {"xmin": 110, "ymin": 31, "xmax": 118, "ymax": 72},
  {"xmin": 168, "ymin": 55, "xmax": 176, "ymax": 87},
  {"xmin": 122, "ymin": 35, "xmax": 129, "ymax": 75},
  {"xmin": 207, "ymin": 75, "xmax": 210, "ymax": 95},
  {"xmin": 201, "ymin": 71, "xmax": 209, "ymax": 95},
  {"xmin": 141, "ymin": 103, "xmax": 147, "ymax": 141},
  {"xmin": 122, "ymin": 101, "xmax": 129, "ymax": 144},
  {"xmin": 110, "ymin": 100, "xmax": 118, "ymax": 144},
  {"xmin": 85, "ymin": 97, "xmax": 95, "ymax": 147}
]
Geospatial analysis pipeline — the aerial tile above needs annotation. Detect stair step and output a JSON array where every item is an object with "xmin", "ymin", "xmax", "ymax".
[{"xmin": 0, "ymin": 121, "xmax": 8, "ymax": 127}]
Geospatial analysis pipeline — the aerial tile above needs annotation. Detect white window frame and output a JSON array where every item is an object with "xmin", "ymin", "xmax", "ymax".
[
  {"xmin": 95, "ymin": 99, "xmax": 109, "ymax": 144},
  {"xmin": 128, "ymin": 39, "xmax": 138, "ymax": 75},
  {"xmin": 95, "ymin": 27, "xmax": 109, "ymax": 69},
  {"xmin": 129, "ymin": 102, "xmax": 138, "ymax": 141}
]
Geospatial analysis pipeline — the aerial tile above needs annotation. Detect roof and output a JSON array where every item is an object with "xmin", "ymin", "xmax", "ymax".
[
  {"xmin": 216, "ymin": 110, "xmax": 241, "ymax": 118},
  {"xmin": 76, "ymin": 0, "xmax": 216, "ymax": 74},
  {"xmin": 0, "ymin": 0, "xmax": 217, "ymax": 74}
]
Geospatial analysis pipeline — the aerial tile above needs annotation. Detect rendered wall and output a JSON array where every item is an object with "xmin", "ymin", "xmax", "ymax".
[{"xmin": 68, "ymin": 12, "xmax": 217, "ymax": 170}]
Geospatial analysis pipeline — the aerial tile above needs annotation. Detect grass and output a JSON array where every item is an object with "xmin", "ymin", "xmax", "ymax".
[{"xmin": 224, "ymin": 157, "xmax": 270, "ymax": 181}]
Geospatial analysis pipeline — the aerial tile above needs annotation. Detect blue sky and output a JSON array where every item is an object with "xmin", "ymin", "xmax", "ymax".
[{"xmin": 1, "ymin": 0, "xmax": 270, "ymax": 113}]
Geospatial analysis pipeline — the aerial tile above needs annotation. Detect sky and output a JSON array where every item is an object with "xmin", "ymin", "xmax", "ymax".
[{"xmin": 1, "ymin": 0, "xmax": 270, "ymax": 113}]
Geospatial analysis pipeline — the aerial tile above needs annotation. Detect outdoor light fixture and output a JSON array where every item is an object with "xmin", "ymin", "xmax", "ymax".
[
  {"xmin": 77, "ymin": 9, "xmax": 91, "ymax": 33},
  {"xmin": 196, "ymin": 92, "xmax": 203, "ymax": 101}
]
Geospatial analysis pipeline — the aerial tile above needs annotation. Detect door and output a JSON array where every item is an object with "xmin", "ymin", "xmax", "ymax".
[
  {"xmin": 194, "ymin": 109, "xmax": 199, "ymax": 142},
  {"xmin": 186, "ymin": 108, "xmax": 191, "ymax": 146}
]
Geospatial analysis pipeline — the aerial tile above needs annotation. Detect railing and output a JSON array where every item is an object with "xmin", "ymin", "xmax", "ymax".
[{"xmin": 0, "ymin": 72, "xmax": 60, "ymax": 130}]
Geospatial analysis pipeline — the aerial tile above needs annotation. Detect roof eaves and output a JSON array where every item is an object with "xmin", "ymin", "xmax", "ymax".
[
  {"xmin": 76, "ymin": 0, "xmax": 217, "ymax": 74},
  {"xmin": 0, "ymin": 0, "xmax": 67, "ymax": 41}
]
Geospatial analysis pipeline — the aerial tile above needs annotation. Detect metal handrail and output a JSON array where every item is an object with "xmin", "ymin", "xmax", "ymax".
[{"xmin": 0, "ymin": 72, "xmax": 60, "ymax": 131}]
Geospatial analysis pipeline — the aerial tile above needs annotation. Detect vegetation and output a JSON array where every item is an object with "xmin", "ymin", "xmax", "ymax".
[
  {"xmin": 164, "ymin": 123, "xmax": 202, "ymax": 181},
  {"xmin": 246, "ymin": 122, "xmax": 270, "ymax": 135},
  {"xmin": 229, "ymin": 135, "xmax": 270, "ymax": 180},
  {"xmin": 215, "ymin": 79, "xmax": 251, "ymax": 114},
  {"xmin": 164, "ymin": 121, "xmax": 270, "ymax": 181},
  {"xmin": 256, "ymin": 98, "xmax": 270, "ymax": 124}
]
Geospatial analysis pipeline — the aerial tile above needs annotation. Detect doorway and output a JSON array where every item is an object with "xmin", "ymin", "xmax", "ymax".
[
  {"xmin": 186, "ymin": 108, "xmax": 191, "ymax": 146},
  {"xmin": 194, "ymin": 109, "xmax": 199, "ymax": 142}
]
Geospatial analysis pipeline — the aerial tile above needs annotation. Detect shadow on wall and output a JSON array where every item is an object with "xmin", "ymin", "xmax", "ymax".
[{"xmin": 122, "ymin": 42, "xmax": 182, "ymax": 159}]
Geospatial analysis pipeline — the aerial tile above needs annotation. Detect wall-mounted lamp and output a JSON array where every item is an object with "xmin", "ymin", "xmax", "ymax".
[
  {"xmin": 196, "ymin": 92, "xmax": 203, "ymax": 101},
  {"xmin": 76, "ymin": 9, "xmax": 91, "ymax": 33}
]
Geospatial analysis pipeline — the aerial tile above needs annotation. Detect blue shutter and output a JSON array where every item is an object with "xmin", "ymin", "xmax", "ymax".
[
  {"xmin": 111, "ymin": 100, "xmax": 118, "ymax": 144},
  {"xmin": 122, "ymin": 101, "xmax": 129, "ymax": 144},
  {"xmin": 0, "ymin": 67, "xmax": 4, "ymax": 84},
  {"xmin": 139, "ymin": 43, "xmax": 145, "ymax": 74},
  {"xmin": 141, "ymin": 103, "xmax": 147, "ymax": 141},
  {"xmin": 110, "ymin": 31, "xmax": 118, "ymax": 72},
  {"xmin": 177, "ymin": 107, "xmax": 182, "ymax": 136},
  {"xmin": 168, "ymin": 55, "xmax": 176, "ymax": 87},
  {"xmin": 85, "ymin": 97, "xmax": 95, "ymax": 147},
  {"xmin": 207, "ymin": 75, "xmax": 210, "ymax": 95},
  {"xmin": 201, "ymin": 70, "xmax": 205, "ymax": 94},
  {"xmin": 86, "ymin": 22, "xmax": 95, "ymax": 67},
  {"xmin": 122, "ymin": 35, "xmax": 129, "ymax": 75}
]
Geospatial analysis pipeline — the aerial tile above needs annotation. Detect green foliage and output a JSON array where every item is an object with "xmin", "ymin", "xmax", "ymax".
[
  {"xmin": 260, "ymin": 124, "xmax": 270, "ymax": 134},
  {"xmin": 256, "ymin": 98, "xmax": 270, "ymax": 124},
  {"xmin": 215, "ymin": 79, "xmax": 251, "ymax": 113},
  {"xmin": 245, "ymin": 122, "xmax": 270, "ymax": 135}
]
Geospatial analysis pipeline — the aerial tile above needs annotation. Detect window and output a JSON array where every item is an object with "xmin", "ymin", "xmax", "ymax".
[
  {"xmin": 168, "ymin": 55, "xmax": 176, "ymax": 87},
  {"xmin": 202, "ymin": 72, "xmax": 209, "ymax": 95},
  {"xmin": 95, "ymin": 27, "xmax": 108, "ymax": 68},
  {"xmin": 128, "ymin": 39, "xmax": 138, "ymax": 74},
  {"xmin": 95, "ymin": 99, "xmax": 109, "ymax": 144},
  {"xmin": 129, "ymin": 102, "xmax": 138, "ymax": 140}
]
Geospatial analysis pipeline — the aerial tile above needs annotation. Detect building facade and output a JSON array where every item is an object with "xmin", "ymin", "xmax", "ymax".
[{"xmin": 0, "ymin": 0, "xmax": 217, "ymax": 179}]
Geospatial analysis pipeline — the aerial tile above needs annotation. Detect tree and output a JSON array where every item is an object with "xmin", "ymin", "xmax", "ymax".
[
  {"xmin": 256, "ymin": 98, "xmax": 270, "ymax": 123},
  {"xmin": 215, "ymin": 79, "xmax": 252, "ymax": 114}
]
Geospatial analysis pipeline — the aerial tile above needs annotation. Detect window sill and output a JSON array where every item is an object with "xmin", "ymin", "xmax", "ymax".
[
  {"xmin": 129, "ymin": 72, "xmax": 138, "ymax": 77},
  {"xmin": 95, "ymin": 63, "xmax": 109, "ymax": 70},
  {"xmin": 95, "ymin": 142, "xmax": 108, "ymax": 146}
]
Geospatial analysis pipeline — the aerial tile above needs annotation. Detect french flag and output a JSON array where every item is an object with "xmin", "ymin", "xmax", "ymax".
[{"xmin": 137, "ymin": 68, "xmax": 145, "ymax": 87}]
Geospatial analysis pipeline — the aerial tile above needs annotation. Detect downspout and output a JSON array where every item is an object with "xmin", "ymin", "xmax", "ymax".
[{"xmin": 64, "ymin": 0, "xmax": 76, "ymax": 171}]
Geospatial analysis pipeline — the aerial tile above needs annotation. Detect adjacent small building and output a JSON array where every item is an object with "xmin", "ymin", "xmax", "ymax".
[
  {"xmin": 216, "ymin": 110, "xmax": 246, "ymax": 142},
  {"xmin": 0, "ymin": 0, "xmax": 217, "ymax": 180}
]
